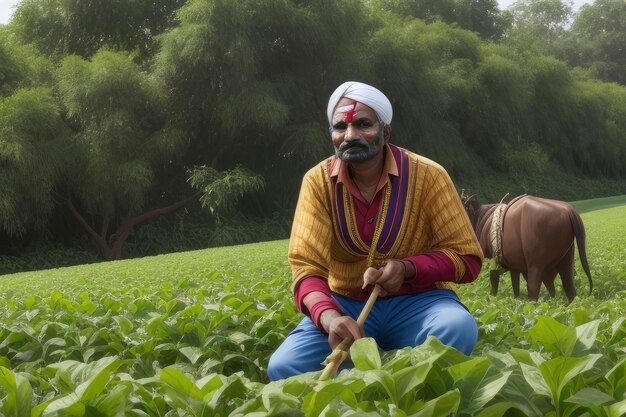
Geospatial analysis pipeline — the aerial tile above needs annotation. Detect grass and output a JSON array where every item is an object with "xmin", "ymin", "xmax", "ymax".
[
  {"xmin": 0, "ymin": 199, "xmax": 623, "ymax": 415},
  {"xmin": 570, "ymin": 194, "xmax": 626, "ymax": 213}
]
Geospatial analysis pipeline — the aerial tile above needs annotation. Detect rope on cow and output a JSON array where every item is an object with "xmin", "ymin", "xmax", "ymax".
[{"xmin": 489, "ymin": 203, "xmax": 506, "ymax": 272}]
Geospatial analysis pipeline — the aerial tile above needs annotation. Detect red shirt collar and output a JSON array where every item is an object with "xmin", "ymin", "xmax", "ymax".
[
  {"xmin": 330, "ymin": 144, "xmax": 398, "ymax": 181},
  {"xmin": 329, "ymin": 144, "xmax": 399, "ymax": 204}
]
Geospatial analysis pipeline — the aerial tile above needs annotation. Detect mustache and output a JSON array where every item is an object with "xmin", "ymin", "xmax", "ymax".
[{"xmin": 337, "ymin": 139, "xmax": 369, "ymax": 152}]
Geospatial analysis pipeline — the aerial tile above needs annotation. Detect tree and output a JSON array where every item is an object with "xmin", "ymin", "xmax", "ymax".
[
  {"xmin": 505, "ymin": 0, "xmax": 574, "ymax": 54},
  {"xmin": 365, "ymin": 15, "xmax": 487, "ymax": 175},
  {"xmin": 567, "ymin": 0, "xmax": 626, "ymax": 84},
  {"xmin": 0, "ymin": 39, "xmax": 23, "ymax": 96},
  {"xmin": 10, "ymin": 0, "xmax": 185, "ymax": 60},
  {"xmin": 0, "ymin": 88, "xmax": 69, "ymax": 236},
  {"xmin": 188, "ymin": 165, "xmax": 265, "ymax": 219},
  {"xmin": 56, "ymin": 49, "xmax": 195, "ymax": 260},
  {"xmin": 154, "ymin": 0, "xmax": 372, "ymax": 212},
  {"xmin": 371, "ymin": 0, "xmax": 509, "ymax": 40}
]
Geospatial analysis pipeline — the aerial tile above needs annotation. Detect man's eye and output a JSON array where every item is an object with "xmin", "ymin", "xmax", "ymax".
[{"xmin": 332, "ymin": 124, "xmax": 346, "ymax": 131}]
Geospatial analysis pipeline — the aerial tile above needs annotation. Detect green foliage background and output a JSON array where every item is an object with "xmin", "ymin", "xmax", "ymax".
[{"xmin": 0, "ymin": 0, "xmax": 625, "ymax": 270}]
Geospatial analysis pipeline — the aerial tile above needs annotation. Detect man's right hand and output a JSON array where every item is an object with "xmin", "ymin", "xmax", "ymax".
[{"xmin": 320, "ymin": 310, "xmax": 364, "ymax": 350}]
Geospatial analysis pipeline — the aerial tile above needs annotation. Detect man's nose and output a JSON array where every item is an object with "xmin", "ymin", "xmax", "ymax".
[{"xmin": 344, "ymin": 123, "xmax": 360, "ymax": 141}]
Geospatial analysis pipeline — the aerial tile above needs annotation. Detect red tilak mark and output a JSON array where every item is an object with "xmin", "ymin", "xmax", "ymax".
[{"xmin": 344, "ymin": 105, "xmax": 356, "ymax": 123}]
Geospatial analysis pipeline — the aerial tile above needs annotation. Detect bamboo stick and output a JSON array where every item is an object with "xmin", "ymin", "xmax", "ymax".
[{"xmin": 318, "ymin": 285, "xmax": 381, "ymax": 380}]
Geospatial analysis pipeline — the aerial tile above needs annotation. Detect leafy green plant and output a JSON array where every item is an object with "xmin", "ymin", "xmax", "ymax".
[{"xmin": 0, "ymin": 203, "xmax": 623, "ymax": 415}]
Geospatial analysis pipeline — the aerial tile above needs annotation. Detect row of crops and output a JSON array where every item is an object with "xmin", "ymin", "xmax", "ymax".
[{"xmin": 0, "ymin": 203, "xmax": 624, "ymax": 416}]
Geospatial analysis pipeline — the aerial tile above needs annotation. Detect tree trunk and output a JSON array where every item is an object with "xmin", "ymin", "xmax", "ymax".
[{"xmin": 67, "ymin": 191, "xmax": 202, "ymax": 261}]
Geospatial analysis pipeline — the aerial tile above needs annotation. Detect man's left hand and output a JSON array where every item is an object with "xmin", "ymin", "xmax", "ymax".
[{"xmin": 361, "ymin": 260, "xmax": 406, "ymax": 296}]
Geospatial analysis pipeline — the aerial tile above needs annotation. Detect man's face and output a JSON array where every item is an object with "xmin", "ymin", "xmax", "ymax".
[{"xmin": 330, "ymin": 98, "xmax": 387, "ymax": 163}]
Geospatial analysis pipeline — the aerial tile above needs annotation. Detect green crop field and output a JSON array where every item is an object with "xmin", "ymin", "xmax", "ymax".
[{"xmin": 0, "ymin": 199, "xmax": 624, "ymax": 416}]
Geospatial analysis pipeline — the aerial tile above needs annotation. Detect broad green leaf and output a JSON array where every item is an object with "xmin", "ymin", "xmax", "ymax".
[
  {"xmin": 180, "ymin": 303, "xmax": 203, "ymax": 317},
  {"xmin": 449, "ymin": 354, "xmax": 508, "ymax": 413},
  {"xmin": 208, "ymin": 376, "xmax": 249, "ymax": 409},
  {"xmin": 475, "ymin": 402, "xmax": 520, "ymax": 417},
  {"xmin": 229, "ymin": 331, "xmax": 254, "ymax": 345},
  {"xmin": 303, "ymin": 376, "xmax": 365, "ymax": 417},
  {"xmin": 0, "ymin": 331, "xmax": 28, "ymax": 350},
  {"xmin": 0, "ymin": 367, "xmax": 32, "ymax": 417},
  {"xmin": 236, "ymin": 301, "xmax": 254, "ymax": 314},
  {"xmin": 605, "ymin": 356, "xmax": 626, "ymax": 398},
  {"xmin": 362, "ymin": 369, "xmax": 398, "ymax": 404},
  {"xmin": 351, "ymin": 338, "xmax": 382, "ymax": 371},
  {"xmin": 41, "ymin": 393, "xmax": 84, "ymax": 416},
  {"xmin": 114, "ymin": 316, "xmax": 134, "ymax": 334},
  {"xmin": 574, "ymin": 320, "xmax": 600, "ymax": 352},
  {"xmin": 565, "ymin": 387, "xmax": 615, "ymax": 407},
  {"xmin": 42, "ymin": 337, "xmax": 66, "ymax": 357},
  {"xmin": 447, "ymin": 357, "xmax": 489, "ymax": 382},
  {"xmin": 23, "ymin": 296, "xmax": 38, "ymax": 309},
  {"xmin": 394, "ymin": 362, "xmax": 431, "ymax": 404},
  {"xmin": 606, "ymin": 397, "xmax": 626, "ymax": 417},
  {"xmin": 31, "ymin": 401, "xmax": 51, "ymax": 417},
  {"xmin": 160, "ymin": 367, "xmax": 203, "ymax": 401},
  {"xmin": 146, "ymin": 314, "xmax": 168, "ymax": 338},
  {"xmin": 164, "ymin": 299, "xmax": 186, "ymax": 314},
  {"xmin": 339, "ymin": 388, "xmax": 358, "ymax": 409},
  {"xmin": 91, "ymin": 383, "xmax": 132, "ymax": 416},
  {"xmin": 475, "ymin": 371, "xmax": 512, "ymax": 405},
  {"xmin": 408, "ymin": 336, "xmax": 468, "ymax": 366},
  {"xmin": 130, "ymin": 340, "xmax": 155, "ymax": 355},
  {"xmin": 485, "ymin": 350, "xmax": 517, "ymax": 368},
  {"xmin": 539, "ymin": 355, "xmax": 602, "ymax": 403},
  {"xmin": 458, "ymin": 369, "xmax": 512, "ymax": 415},
  {"xmin": 409, "ymin": 389, "xmax": 460, "ymax": 417},
  {"xmin": 179, "ymin": 346, "xmax": 204, "ymax": 364},
  {"xmin": 261, "ymin": 389, "xmax": 301, "ymax": 413},
  {"xmin": 0, "ymin": 356, "xmax": 10, "ymax": 368},
  {"xmin": 220, "ymin": 295, "xmax": 243, "ymax": 309},
  {"xmin": 382, "ymin": 351, "xmax": 412, "ymax": 373},
  {"xmin": 73, "ymin": 357, "xmax": 126, "ymax": 402},
  {"xmin": 608, "ymin": 317, "xmax": 625, "ymax": 344},
  {"xmin": 199, "ymin": 358, "xmax": 223, "ymax": 374},
  {"xmin": 571, "ymin": 309, "xmax": 590, "ymax": 326},
  {"xmin": 510, "ymin": 348, "xmax": 545, "ymax": 367},
  {"xmin": 281, "ymin": 377, "xmax": 315, "ymax": 398},
  {"xmin": 197, "ymin": 373, "xmax": 225, "ymax": 399},
  {"xmin": 528, "ymin": 316, "xmax": 577, "ymax": 357},
  {"xmin": 519, "ymin": 362, "xmax": 551, "ymax": 397}
]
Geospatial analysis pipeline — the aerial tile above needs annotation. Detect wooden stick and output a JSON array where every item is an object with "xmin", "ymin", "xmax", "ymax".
[{"xmin": 319, "ymin": 285, "xmax": 381, "ymax": 380}]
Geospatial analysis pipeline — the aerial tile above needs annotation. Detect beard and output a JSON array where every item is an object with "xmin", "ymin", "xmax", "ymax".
[{"xmin": 334, "ymin": 125, "xmax": 384, "ymax": 163}]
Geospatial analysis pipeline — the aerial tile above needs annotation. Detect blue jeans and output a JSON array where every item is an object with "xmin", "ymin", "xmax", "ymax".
[{"xmin": 267, "ymin": 289, "xmax": 477, "ymax": 381}]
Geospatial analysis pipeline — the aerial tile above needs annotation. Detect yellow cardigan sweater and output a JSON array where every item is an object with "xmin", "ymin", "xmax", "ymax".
[{"xmin": 288, "ymin": 144, "xmax": 483, "ymax": 297}]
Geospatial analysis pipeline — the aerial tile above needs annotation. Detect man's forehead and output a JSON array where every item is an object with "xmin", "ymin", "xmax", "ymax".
[{"xmin": 332, "ymin": 100, "xmax": 376, "ymax": 121}]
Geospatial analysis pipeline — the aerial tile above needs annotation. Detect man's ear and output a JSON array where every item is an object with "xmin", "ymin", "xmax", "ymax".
[{"xmin": 384, "ymin": 124, "xmax": 392, "ymax": 143}]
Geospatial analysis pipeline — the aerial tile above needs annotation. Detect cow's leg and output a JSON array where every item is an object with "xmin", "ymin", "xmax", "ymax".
[
  {"xmin": 558, "ymin": 245, "xmax": 577, "ymax": 303},
  {"xmin": 542, "ymin": 270, "xmax": 557, "ymax": 297},
  {"xmin": 526, "ymin": 267, "xmax": 543, "ymax": 301},
  {"xmin": 510, "ymin": 270, "xmax": 521, "ymax": 297},
  {"xmin": 490, "ymin": 270, "xmax": 500, "ymax": 296}
]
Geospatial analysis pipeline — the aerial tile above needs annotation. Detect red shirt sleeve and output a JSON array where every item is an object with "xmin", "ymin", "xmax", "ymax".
[
  {"xmin": 404, "ymin": 252, "xmax": 482, "ymax": 292},
  {"xmin": 294, "ymin": 276, "xmax": 342, "ymax": 332}
]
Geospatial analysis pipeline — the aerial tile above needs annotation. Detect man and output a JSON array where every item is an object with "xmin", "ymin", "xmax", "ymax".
[{"xmin": 268, "ymin": 81, "xmax": 484, "ymax": 380}]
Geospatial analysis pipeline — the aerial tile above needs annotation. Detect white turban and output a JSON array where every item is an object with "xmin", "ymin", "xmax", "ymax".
[{"xmin": 326, "ymin": 81, "xmax": 393, "ymax": 125}]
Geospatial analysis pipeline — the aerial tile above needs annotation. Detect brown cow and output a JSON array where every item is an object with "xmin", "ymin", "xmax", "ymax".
[{"xmin": 461, "ymin": 194, "xmax": 592, "ymax": 303}]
